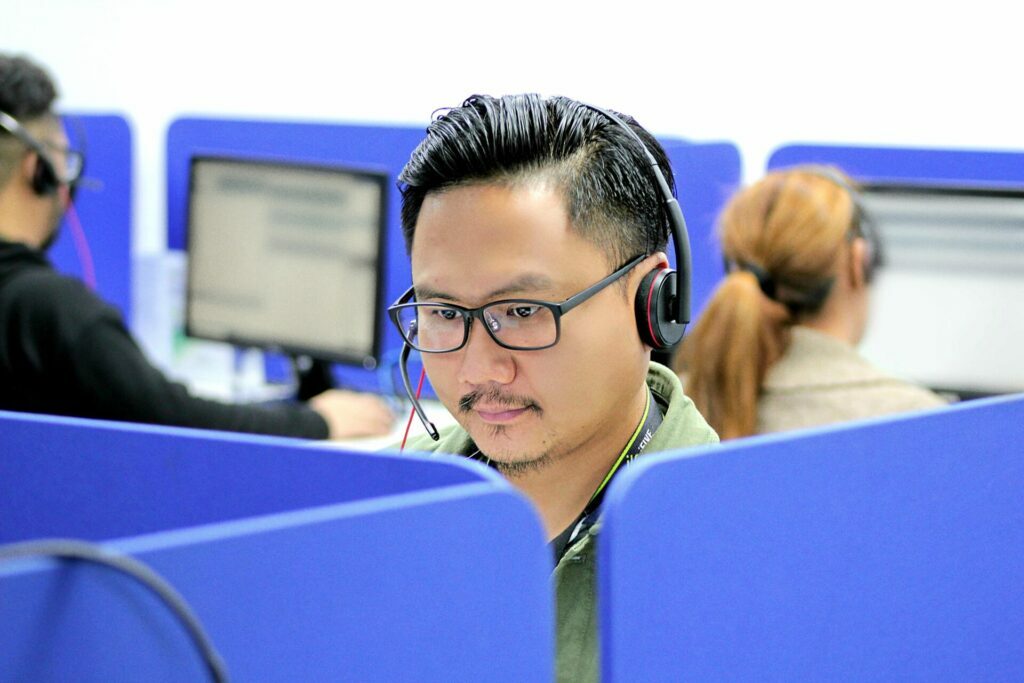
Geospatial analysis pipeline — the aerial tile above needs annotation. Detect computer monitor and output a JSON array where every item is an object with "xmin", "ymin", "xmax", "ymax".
[
  {"xmin": 185, "ymin": 155, "xmax": 388, "ymax": 393},
  {"xmin": 857, "ymin": 183, "xmax": 1024, "ymax": 397}
]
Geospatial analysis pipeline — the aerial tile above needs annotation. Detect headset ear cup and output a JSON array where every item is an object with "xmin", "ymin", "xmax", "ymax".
[
  {"xmin": 29, "ymin": 152, "xmax": 58, "ymax": 194},
  {"xmin": 634, "ymin": 269, "xmax": 661, "ymax": 347},
  {"xmin": 635, "ymin": 268, "xmax": 686, "ymax": 349},
  {"xmin": 31, "ymin": 154, "xmax": 59, "ymax": 195}
]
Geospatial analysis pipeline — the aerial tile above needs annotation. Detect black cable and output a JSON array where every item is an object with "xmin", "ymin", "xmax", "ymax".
[{"xmin": 0, "ymin": 538, "xmax": 230, "ymax": 683}]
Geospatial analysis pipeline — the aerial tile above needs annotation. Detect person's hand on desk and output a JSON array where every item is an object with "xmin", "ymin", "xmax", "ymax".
[{"xmin": 308, "ymin": 389, "xmax": 395, "ymax": 439}]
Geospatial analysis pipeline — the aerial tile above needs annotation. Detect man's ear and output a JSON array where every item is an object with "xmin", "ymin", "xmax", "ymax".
[
  {"xmin": 629, "ymin": 251, "xmax": 670, "ymax": 293},
  {"xmin": 848, "ymin": 237, "xmax": 869, "ymax": 290},
  {"xmin": 19, "ymin": 150, "xmax": 38, "ymax": 189},
  {"xmin": 644, "ymin": 251, "xmax": 670, "ymax": 273}
]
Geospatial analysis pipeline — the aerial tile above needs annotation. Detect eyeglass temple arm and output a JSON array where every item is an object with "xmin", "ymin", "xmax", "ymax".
[{"xmin": 399, "ymin": 342, "xmax": 439, "ymax": 441}]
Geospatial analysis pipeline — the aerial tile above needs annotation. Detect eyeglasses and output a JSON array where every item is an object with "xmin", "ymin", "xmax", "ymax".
[
  {"xmin": 43, "ymin": 141, "xmax": 85, "ymax": 186},
  {"xmin": 389, "ymin": 254, "xmax": 645, "ymax": 353},
  {"xmin": 0, "ymin": 111, "xmax": 85, "ymax": 186}
]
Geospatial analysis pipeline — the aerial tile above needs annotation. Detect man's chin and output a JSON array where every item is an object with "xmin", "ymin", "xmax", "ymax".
[
  {"xmin": 470, "ymin": 430, "xmax": 552, "ymax": 477},
  {"xmin": 488, "ymin": 451, "xmax": 553, "ymax": 478}
]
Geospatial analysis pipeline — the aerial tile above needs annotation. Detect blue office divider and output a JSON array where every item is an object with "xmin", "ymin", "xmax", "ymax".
[
  {"xmin": 48, "ymin": 113, "xmax": 133, "ymax": 322},
  {"xmin": 0, "ymin": 411, "xmax": 552, "ymax": 682},
  {"xmin": 768, "ymin": 143, "xmax": 1024, "ymax": 185},
  {"xmin": 599, "ymin": 395, "xmax": 1024, "ymax": 681},
  {"xmin": 663, "ymin": 141, "xmax": 742, "ymax": 320}
]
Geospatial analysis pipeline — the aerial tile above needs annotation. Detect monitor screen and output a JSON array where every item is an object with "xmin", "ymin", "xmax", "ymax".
[
  {"xmin": 858, "ymin": 183, "xmax": 1024, "ymax": 396},
  {"xmin": 185, "ymin": 156, "xmax": 388, "ymax": 369}
]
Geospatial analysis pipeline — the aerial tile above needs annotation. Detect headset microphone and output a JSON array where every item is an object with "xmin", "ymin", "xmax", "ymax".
[{"xmin": 399, "ymin": 342, "xmax": 439, "ymax": 441}]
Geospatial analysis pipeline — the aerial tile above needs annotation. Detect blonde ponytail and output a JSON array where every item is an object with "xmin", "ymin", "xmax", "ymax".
[{"xmin": 677, "ymin": 271, "xmax": 790, "ymax": 438}]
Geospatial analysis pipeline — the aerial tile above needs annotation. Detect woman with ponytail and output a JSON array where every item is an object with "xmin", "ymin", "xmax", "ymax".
[{"xmin": 675, "ymin": 165, "xmax": 945, "ymax": 440}]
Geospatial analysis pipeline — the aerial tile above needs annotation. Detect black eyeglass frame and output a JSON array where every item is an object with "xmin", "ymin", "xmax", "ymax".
[
  {"xmin": 389, "ymin": 253, "xmax": 646, "ymax": 353},
  {"xmin": 0, "ymin": 110, "xmax": 85, "ymax": 186}
]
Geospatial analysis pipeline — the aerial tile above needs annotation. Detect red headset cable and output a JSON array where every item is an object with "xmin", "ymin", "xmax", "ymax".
[
  {"xmin": 400, "ymin": 367, "xmax": 429, "ymax": 451},
  {"xmin": 65, "ymin": 201, "xmax": 97, "ymax": 290}
]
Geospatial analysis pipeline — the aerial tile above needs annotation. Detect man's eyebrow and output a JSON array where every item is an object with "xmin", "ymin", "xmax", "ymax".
[{"xmin": 415, "ymin": 273, "xmax": 557, "ymax": 303}]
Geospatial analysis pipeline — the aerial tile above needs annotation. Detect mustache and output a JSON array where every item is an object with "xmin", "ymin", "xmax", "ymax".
[{"xmin": 458, "ymin": 387, "xmax": 542, "ymax": 414}]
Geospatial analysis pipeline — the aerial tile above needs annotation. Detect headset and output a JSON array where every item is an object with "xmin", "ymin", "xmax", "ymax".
[
  {"xmin": 0, "ymin": 109, "xmax": 61, "ymax": 195},
  {"xmin": 398, "ymin": 100, "xmax": 693, "ymax": 442},
  {"xmin": 799, "ymin": 164, "xmax": 885, "ymax": 281}
]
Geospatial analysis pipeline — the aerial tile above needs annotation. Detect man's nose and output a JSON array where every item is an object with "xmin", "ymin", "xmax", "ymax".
[{"xmin": 456, "ymin": 318, "xmax": 515, "ymax": 387}]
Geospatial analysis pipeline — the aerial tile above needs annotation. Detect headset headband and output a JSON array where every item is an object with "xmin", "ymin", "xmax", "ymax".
[{"xmin": 577, "ymin": 103, "xmax": 692, "ymax": 326}]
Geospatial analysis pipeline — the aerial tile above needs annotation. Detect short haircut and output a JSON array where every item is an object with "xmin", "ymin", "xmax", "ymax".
[
  {"xmin": 0, "ymin": 54, "xmax": 59, "ymax": 186},
  {"xmin": 398, "ymin": 94, "xmax": 676, "ymax": 267}
]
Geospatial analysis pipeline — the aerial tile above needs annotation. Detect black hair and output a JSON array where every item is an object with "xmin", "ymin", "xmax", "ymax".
[
  {"xmin": 0, "ymin": 54, "xmax": 57, "ymax": 121},
  {"xmin": 0, "ymin": 54, "xmax": 59, "ymax": 186},
  {"xmin": 398, "ymin": 94, "xmax": 676, "ymax": 266}
]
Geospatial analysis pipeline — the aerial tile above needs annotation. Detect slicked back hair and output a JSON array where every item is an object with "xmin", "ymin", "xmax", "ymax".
[{"xmin": 398, "ymin": 94, "xmax": 676, "ymax": 268}]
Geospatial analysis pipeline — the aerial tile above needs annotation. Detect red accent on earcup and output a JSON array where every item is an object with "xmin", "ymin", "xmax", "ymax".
[
  {"xmin": 645, "ymin": 270, "xmax": 664, "ymax": 346},
  {"xmin": 635, "ymin": 266, "xmax": 670, "ymax": 348},
  {"xmin": 635, "ymin": 264, "xmax": 687, "ymax": 349}
]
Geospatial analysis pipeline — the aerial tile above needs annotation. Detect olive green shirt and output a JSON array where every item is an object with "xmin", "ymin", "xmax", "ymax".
[{"xmin": 402, "ymin": 362, "xmax": 719, "ymax": 682}]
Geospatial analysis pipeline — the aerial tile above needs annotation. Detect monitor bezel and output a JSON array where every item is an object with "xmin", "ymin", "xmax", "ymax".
[{"xmin": 184, "ymin": 153, "xmax": 389, "ymax": 370}]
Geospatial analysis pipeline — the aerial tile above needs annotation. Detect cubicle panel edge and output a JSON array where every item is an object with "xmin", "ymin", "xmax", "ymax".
[
  {"xmin": 0, "ymin": 409, "xmax": 505, "ymax": 544},
  {"xmin": 661, "ymin": 140, "xmax": 742, "ymax": 325},
  {"xmin": 768, "ymin": 143, "xmax": 1024, "ymax": 186},
  {"xmin": 48, "ymin": 112, "xmax": 133, "ymax": 324}
]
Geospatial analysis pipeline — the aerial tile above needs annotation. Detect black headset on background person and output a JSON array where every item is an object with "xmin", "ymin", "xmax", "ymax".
[
  {"xmin": 398, "ymin": 101, "xmax": 694, "ymax": 442},
  {"xmin": 799, "ymin": 164, "xmax": 885, "ymax": 281},
  {"xmin": 727, "ymin": 165, "xmax": 886, "ymax": 305},
  {"xmin": 0, "ymin": 110, "xmax": 62, "ymax": 195}
]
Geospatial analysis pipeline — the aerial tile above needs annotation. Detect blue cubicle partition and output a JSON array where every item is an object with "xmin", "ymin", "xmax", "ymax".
[
  {"xmin": 0, "ymin": 411, "xmax": 552, "ymax": 682},
  {"xmin": 768, "ymin": 143, "xmax": 1024, "ymax": 186},
  {"xmin": 48, "ymin": 113, "xmax": 133, "ymax": 322},
  {"xmin": 663, "ymin": 141, "xmax": 742, "ymax": 321},
  {"xmin": 166, "ymin": 117, "xmax": 741, "ymax": 392},
  {"xmin": 599, "ymin": 395, "xmax": 1024, "ymax": 681}
]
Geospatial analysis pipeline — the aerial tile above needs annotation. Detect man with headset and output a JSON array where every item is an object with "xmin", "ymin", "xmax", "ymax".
[
  {"xmin": 391, "ymin": 94, "xmax": 718, "ymax": 682},
  {"xmin": 0, "ymin": 53, "xmax": 393, "ymax": 439}
]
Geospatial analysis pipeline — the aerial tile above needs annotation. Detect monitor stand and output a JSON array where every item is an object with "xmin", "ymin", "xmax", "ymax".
[{"xmin": 292, "ymin": 355, "xmax": 335, "ymax": 401}]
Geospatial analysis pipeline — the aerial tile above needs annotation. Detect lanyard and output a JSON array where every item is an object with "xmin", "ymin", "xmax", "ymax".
[{"xmin": 551, "ymin": 388, "xmax": 664, "ymax": 561}]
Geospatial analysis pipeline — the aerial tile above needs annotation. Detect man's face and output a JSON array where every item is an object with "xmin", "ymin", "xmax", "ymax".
[{"xmin": 411, "ymin": 182, "xmax": 651, "ymax": 473}]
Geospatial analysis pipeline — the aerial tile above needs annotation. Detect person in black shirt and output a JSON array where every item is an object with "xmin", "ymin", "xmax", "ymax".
[{"xmin": 0, "ymin": 53, "xmax": 393, "ymax": 439}]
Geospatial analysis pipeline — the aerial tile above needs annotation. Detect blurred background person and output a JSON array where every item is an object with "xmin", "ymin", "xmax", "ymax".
[
  {"xmin": 0, "ymin": 53, "xmax": 394, "ymax": 440},
  {"xmin": 675, "ymin": 165, "xmax": 947, "ymax": 440}
]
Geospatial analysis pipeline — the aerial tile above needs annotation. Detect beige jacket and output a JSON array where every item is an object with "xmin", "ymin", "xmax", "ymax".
[{"xmin": 757, "ymin": 326, "xmax": 947, "ymax": 434}]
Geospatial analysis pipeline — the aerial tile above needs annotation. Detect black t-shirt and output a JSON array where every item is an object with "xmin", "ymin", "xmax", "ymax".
[{"xmin": 0, "ymin": 239, "xmax": 327, "ymax": 438}]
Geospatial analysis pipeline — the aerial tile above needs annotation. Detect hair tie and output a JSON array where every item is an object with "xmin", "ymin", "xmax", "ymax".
[{"xmin": 736, "ymin": 261, "xmax": 776, "ymax": 299}]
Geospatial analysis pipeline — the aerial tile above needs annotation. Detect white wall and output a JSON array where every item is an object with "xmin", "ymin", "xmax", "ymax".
[{"xmin": 4, "ymin": 0, "xmax": 1021, "ymax": 254}]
